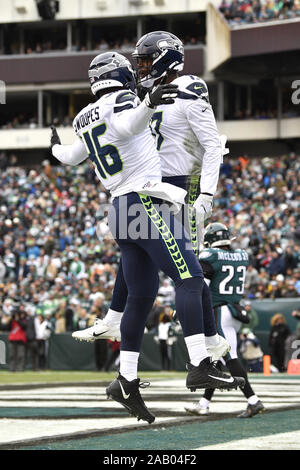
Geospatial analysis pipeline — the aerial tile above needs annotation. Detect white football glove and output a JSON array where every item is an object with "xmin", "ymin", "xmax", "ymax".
[
  {"xmin": 220, "ymin": 134, "xmax": 229, "ymax": 159},
  {"xmin": 193, "ymin": 193, "xmax": 213, "ymax": 222}
]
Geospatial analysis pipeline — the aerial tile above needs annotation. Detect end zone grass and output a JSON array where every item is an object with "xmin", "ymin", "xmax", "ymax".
[{"xmin": 0, "ymin": 370, "xmax": 186, "ymax": 385}]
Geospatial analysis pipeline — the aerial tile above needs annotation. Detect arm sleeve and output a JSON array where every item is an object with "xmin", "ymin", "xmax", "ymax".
[
  {"xmin": 51, "ymin": 137, "xmax": 88, "ymax": 166},
  {"xmin": 110, "ymin": 100, "xmax": 155, "ymax": 138},
  {"xmin": 186, "ymin": 100, "xmax": 222, "ymax": 195}
]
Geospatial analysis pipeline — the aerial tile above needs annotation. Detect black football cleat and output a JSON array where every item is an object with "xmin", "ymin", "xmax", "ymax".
[
  {"xmin": 106, "ymin": 374, "xmax": 155, "ymax": 424},
  {"xmin": 186, "ymin": 357, "xmax": 245, "ymax": 392},
  {"xmin": 237, "ymin": 400, "xmax": 265, "ymax": 418}
]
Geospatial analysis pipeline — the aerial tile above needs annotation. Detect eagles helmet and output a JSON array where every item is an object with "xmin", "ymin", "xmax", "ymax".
[
  {"xmin": 88, "ymin": 52, "xmax": 136, "ymax": 96},
  {"xmin": 132, "ymin": 31, "xmax": 184, "ymax": 88},
  {"xmin": 204, "ymin": 222, "xmax": 231, "ymax": 248}
]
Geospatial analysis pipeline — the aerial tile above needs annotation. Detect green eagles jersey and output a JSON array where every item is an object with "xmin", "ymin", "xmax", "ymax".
[{"xmin": 199, "ymin": 247, "xmax": 249, "ymax": 307}]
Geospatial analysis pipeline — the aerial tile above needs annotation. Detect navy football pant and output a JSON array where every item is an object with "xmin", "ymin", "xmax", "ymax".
[
  {"xmin": 108, "ymin": 192, "xmax": 215, "ymax": 353},
  {"xmin": 110, "ymin": 176, "xmax": 217, "ymax": 339}
]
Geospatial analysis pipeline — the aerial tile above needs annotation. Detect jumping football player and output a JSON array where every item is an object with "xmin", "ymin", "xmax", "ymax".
[
  {"xmin": 73, "ymin": 31, "xmax": 230, "ymax": 362},
  {"xmin": 184, "ymin": 222, "xmax": 265, "ymax": 418},
  {"xmin": 50, "ymin": 52, "xmax": 244, "ymax": 424}
]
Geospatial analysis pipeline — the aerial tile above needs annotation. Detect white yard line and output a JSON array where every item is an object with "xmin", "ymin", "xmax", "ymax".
[{"xmin": 195, "ymin": 430, "xmax": 300, "ymax": 450}]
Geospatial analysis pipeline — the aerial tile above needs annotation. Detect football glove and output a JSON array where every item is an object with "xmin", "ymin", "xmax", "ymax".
[
  {"xmin": 50, "ymin": 125, "xmax": 61, "ymax": 149},
  {"xmin": 220, "ymin": 134, "xmax": 229, "ymax": 158},
  {"xmin": 145, "ymin": 84, "xmax": 178, "ymax": 108},
  {"xmin": 193, "ymin": 193, "xmax": 213, "ymax": 222}
]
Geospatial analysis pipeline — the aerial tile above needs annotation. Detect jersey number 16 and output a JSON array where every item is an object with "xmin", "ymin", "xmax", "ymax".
[{"xmin": 83, "ymin": 123, "xmax": 123, "ymax": 179}]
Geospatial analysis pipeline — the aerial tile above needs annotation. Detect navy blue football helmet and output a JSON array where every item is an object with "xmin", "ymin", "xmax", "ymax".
[
  {"xmin": 88, "ymin": 52, "xmax": 136, "ymax": 96},
  {"xmin": 132, "ymin": 31, "xmax": 184, "ymax": 88}
]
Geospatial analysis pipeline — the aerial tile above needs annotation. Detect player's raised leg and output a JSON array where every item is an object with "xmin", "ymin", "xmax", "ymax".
[{"xmin": 132, "ymin": 193, "xmax": 244, "ymax": 392}]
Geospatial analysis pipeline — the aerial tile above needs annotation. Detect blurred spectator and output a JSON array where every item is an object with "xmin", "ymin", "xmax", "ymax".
[
  {"xmin": 157, "ymin": 312, "xmax": 172, "ymax": 371},
  {"xmin": 269, "ymin": 313, "xmax": 291, "ymax": 372},
  {"xmin": 146, "ymin": 297, "xmax": 164, "ymax": 332},
  {"xmin": 284, "ymin": 309, "xmax": 300, "ymax": 368},
  {"xmin": 75, "ymin": 308, "xmax": 90, "ymax": 331},
  {"xmin": 219, "ymin": 0, "xmax": 300, "ymax": 26},
  {"xmin": 267, "ymin": 249, "xmax": 285, "ymax": 276},
  {"xmin": 281, "ymin": 279, "xmax": 299, "ymax": 298},
  {"xmin": 1, "ymin": 306, "xmax": 27, "ymax": 372},
  {"xmin": 104, "ymin": 340, "xmax": 121, "ymax": 372},
  {"xmin": 0, "ymin": 154, "xmax": 299, "ymax": 343},
  {"xmin": 245, "ymin": 264, "xmax": 260, "ymax": 291},
  {"xmin": 55, "ymin": 311, "xmax": 66, "ymax": 333},
  {"xmin": 242, "ymin": 301, "xmax": 259, "ymax": 331},
  {"xmin": 0, "ymin": 258, "xmax": 6, "ymax": 281},
  {"xmin": 291, "ymin": 309, "xmax": 300, "ymax": 336},
  {"xmin": 238, "ymin": 328, "xmax": 264, "ymax": 372},
  {"xmin": 25, "ymin": 308, "xmax": 38, "ymax": 371},
  {"xmin": 157, "ymin": 279, "xmax": 175, "ymax": 306},
  {"xmin": 35, "ymin": 313, "xmax": 53, "ymax": 370},
  {"xmin": 155, "ymin": 308, "xmax": 177, "ymax": 371}
]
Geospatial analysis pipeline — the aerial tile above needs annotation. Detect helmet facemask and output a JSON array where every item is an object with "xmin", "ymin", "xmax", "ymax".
[{"xmin": 204, "ymin": 223, "xmax": 232, "ymax": 248}]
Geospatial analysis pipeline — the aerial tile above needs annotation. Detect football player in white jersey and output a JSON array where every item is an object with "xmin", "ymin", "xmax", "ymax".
[
  {"xmin": 51, "ymin": 51, "xmax": 244, "ymax": 424},
  {"xmin": 73, "ymin": 32, "xmax": 230, "ymax": 362}
]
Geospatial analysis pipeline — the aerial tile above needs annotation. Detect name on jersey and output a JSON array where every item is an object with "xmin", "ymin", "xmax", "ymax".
[
  {"xmin": 74, "ymin": 106, "xmax": 100, "ymax": 132},
  {"xmin": 217, "ymin": 251, "xmax": 248, "ymax": 262}
]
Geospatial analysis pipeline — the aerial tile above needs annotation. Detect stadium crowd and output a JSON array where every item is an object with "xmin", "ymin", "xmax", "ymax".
[
  {"xmin": 0, "ymin": 153, "xmax": 299, "ymax": 340},
  {"xmin": 219, "ymin": 0, "xmax": 300, "ymax": 26}
]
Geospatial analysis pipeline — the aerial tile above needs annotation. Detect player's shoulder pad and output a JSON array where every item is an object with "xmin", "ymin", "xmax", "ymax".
[
  {"xmin": 113, "ymin": 90, "xmax": 138, "ymax": 113},
  {"xmin": 72, "ymin": 103, "xmax": 93, "ymax": 135},
  {"xmin": 173, "ymin": 75, "xmax": 209, "ymax": 103},
  {"xmin": 199, "ymin": 248, "xmax": 215, "ymax": 261}
]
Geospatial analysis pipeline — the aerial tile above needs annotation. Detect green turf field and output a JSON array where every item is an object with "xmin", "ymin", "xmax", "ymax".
[
  {"xmin": 0, "ymin": 370, "xmax": 183, "ymax": 384},
  {"xmin": 0, "ymin": 370, "xmax": 299, "ymax": 451}
]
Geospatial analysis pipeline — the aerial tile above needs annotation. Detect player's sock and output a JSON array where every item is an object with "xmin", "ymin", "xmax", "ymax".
[
  {"xmin": 205, "ymin": 334, "xmax": 219, "ymax": 347},
  {"xmin": 105, "ymin": 308, "xmax": 123, "ymax": 326},
  {"xmin": 248, "ymin": 394, "xmax": 260, "ymax": 405},
  {"xmin": 200, "ymin": 397, "xmax": 211, "ymax": 408},
  {"xmin": 226, "ymin": 358, "xmax": 255, "ymax": 398},
  {"xmin": 119, "ymin": 351, "xmax": 139, "ymax": 381},
  {"xmin": 185, "ymin": 334, "xmax": 209, "ymax": 366}
]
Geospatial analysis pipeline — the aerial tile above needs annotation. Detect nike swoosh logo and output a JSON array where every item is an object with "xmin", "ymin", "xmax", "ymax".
[
  {"xmin": 93, "ymin": 330, "xmax": 109, "ymax": 337},
  {"xmin": 119, "ymin": 381, "xmax": 130, "ymax": 400},
  {"xmin": 208, "ymin": 375, "xmax": 234, "ymax": 383},
  {"xmin": 194, "ymin": 85, "xmax": 204, "ymax": 90}
]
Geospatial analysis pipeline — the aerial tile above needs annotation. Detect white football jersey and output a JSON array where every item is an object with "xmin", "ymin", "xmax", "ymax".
[
  {"xmin": 72, "ymin": 90, "xmax": 161, "ymax": 197},
  {"xmin": 149, "ymin": 75, "xmax": 222, "ymax": 195}
]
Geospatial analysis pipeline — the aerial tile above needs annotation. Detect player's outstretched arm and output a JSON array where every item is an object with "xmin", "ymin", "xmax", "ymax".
[{"xmin": 50, "ymin": 125, "xmax": 88, "ymax": 166}]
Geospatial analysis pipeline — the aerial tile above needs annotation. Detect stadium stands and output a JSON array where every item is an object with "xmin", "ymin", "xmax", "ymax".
[{"xmin": 0, "ymin": 153, "xmax": 299, "ymax": 333}]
